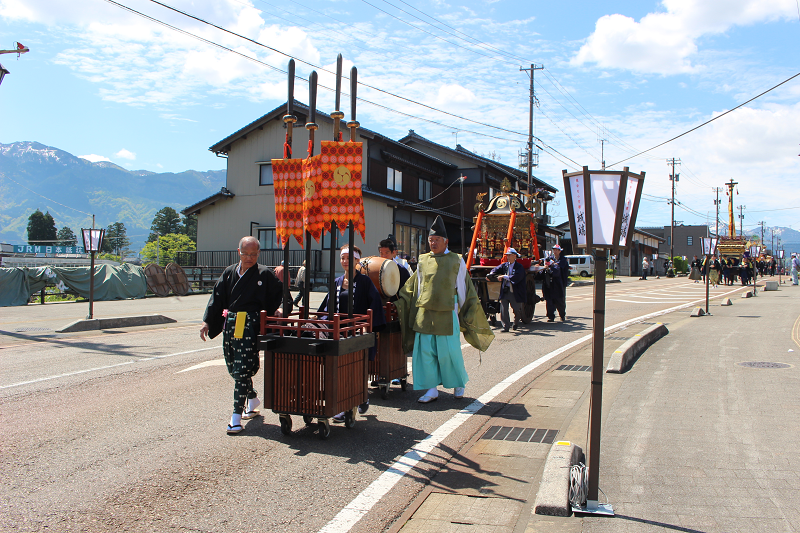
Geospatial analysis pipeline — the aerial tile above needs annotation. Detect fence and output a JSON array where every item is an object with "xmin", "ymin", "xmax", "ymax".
[{"xmin": 175, "ymin": 250, "xmax": 324, "ymax": 292}]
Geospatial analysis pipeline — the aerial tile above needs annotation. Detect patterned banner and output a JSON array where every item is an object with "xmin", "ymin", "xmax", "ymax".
[
  {"xmin": 303, "ymin": 141, "xmax": 366, "ymax": 243},
  {"xmin": 271, "ymin": 158, "xmax": 305, "ymax": 247}
]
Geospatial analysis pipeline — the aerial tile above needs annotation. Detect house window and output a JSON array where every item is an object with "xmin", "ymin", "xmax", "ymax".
[
  {"xmin": 322, "ymin": 230, "xmax": 340, "ymax": 249},
  {"xmin": 257, "ymin": 228, "xmax": 278, "ymax": 249},
  {"xmin": 687, "ymin": 236, "xmax": 693, "ymax": 246},
  {"xmin": 395, "ymin": 222, "xmax": 426, "ymax": 260},
  {"xmin": 387, "ymin": 167, "xmax": 402, "ymax": 193},
  {"xmin": 259, "ymin": 163, "xmax": 273, "ymax": 186},
  {"xmin": 419, "ymin": 179, "xmax": 431, "ymax": 201}
]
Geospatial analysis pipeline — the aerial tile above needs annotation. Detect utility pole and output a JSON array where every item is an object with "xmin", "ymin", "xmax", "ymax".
[
  {"xmin": 520, "ymin": 63, "xmax": 543, "ymax": 192},
  {"xmin": 598, "ymin": 125, "xmax": 608, "ymax": 170},
  {"xmin": 758, "ymin": 221, "xmax": 765, "ymax": 249},
  {"xmin": 667, "ymin": 158, "xmax": 681, "ymax": 263},
  {"xmin": 712, "ymin": 187, "xmax": 723, "ymax": 244},
  {"xmin": 737, "ymin": 205, "xmax": 746, "ymax": 237}
]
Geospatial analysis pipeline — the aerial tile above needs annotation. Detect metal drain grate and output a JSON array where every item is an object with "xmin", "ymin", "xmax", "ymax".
[
  {"xmin": 556, "ymin": 364, "xmax": 591, "ymax": 372},
  {"xmin": 14, "ymin": 327, "xmax": 52, "ymax": 332},
  {"xmin": 481, "ymin": 426, "xmax": 558, "ymax": 443},
  {"xmin": 737, "ymin": 361, "xmax": 791, "ymax": 369},
  {"xmin": 606, "ymin": 336, "xmax": 628, "ymax": 341}
]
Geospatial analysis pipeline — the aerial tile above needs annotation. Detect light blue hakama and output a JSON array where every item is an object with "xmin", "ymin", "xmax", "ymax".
[{"xmin": 411, "ymin": 298, "xmax": 469, "ymax": 390}]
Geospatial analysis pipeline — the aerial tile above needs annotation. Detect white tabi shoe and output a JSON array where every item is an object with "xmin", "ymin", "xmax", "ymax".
[
  {"xmin": 418, "ymin": 388, "xmax": 439, "ymax": 404},
  {"xmin": 242, "ymin": 397, "xmax": 261, "ymax": 420}
]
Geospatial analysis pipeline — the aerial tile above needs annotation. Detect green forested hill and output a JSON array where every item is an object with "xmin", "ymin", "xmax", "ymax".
[{"xmin": 0, "ymin": 141, "xmax": 225, "ymax": 251}]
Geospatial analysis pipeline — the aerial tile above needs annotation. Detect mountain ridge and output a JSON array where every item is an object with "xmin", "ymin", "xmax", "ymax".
[{"xmin": 0, "ymin": 141, "xmax": 226, "ymax": 252}]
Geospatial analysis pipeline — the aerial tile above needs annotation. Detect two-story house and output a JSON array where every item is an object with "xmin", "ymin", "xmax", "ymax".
[{"xmin": 183, "ymin": 102, "xmax": 558, "ymax": 281}]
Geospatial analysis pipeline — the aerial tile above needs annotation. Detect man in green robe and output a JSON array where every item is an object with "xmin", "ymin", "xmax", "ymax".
[{"xmin": 396, "ymin": 216, "xmax": 494, "ymax": 403}]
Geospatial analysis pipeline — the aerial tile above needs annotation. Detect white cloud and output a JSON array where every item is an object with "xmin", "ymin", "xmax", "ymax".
[
  {"xmin": 78, "ymin": 154, "xmax": 111, "ymax": 163},
  {"xmin": 115, "ymin": 149, "xmax": 136, "ymax": 160},
  {"xmin": 572, "ymin": 0, "xmax": 797, "ymax": 74},
  {"xmin": 434, "ymin": 84, "xmax": 477, "ymax": 107}
]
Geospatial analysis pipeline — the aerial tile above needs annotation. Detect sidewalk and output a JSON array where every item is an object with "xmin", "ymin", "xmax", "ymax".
[
  {"xmin": 0, "ymin": 291, "xmax": 328, "ymax": 346},
  {"xmin": 393, "ymin": 279, "xmax": 800, "ymax": 533}
]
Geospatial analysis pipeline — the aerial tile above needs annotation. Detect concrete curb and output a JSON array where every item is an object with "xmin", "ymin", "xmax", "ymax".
[
  {"xmin": 764, "ymin": 281, "xmax": 778, "ymax": 291},
  {"xmin": 56, "ymin": 314, "xmax": 177, "ymax": 333},
  {"xmin": 742, "ymin": 291, "xmax": 753, "ymax": 298},
  {"xmin": 721, "ymin": 298, "xmax": 733, "ymax": 306},
  {"xmin": 690, "ymin": 307, "xmax": 706, "ymax": 317},
  {"xmin": 533, "ymin": 442, "xmax": 585, "ymax": 516},
  {"xmin": 606, "ymin": 322, "xmax": 669, "ymax": 373}
]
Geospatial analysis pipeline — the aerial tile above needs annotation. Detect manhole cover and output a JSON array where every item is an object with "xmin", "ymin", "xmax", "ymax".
[
  {"xmin": 737, "ymin": 361, "xmax": 791, "ymax": 369},
  {"xmin": 14, "ymin": 327, "xmax": 52, "ymax": 332}
]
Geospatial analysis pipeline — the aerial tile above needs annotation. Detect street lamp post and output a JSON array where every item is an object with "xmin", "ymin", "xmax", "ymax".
[
  {"xmin": 563, "ymin": 166, "xmax": 645, "ymax": 516},
  {"xmin": 750, "ymin": 246, "xmax": 761, "ymax": 296},
  {"xmin": 81, "ymin": 228, "xmax": 105, "ymax": 320},
  {"xmin": 701, "ymin": 237, "xmax": 717, "ymax": 314},
  {"xmin": 779, "ymin": 249, "xmax": 784, "ymax": 285}
]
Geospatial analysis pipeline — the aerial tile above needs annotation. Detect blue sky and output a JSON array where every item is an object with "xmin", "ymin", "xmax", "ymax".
[{"xmin": 1, "ymin": 0, "xmax": 799, "ymax": 235}]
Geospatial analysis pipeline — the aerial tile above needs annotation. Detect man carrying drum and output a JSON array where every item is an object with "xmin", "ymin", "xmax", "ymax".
[{"xmin": 379, "ymin": 237, "xmax": 411, "ymax": 302}]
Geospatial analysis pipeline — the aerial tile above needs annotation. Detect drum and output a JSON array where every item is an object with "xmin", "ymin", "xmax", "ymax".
[{"xmin": 357, "ymin": 256, "xmax": 401, "ymax": 298}]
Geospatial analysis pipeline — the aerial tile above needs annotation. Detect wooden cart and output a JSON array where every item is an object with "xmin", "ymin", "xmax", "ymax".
[
  {"xmin": 259, "ymin": 310, "xmax": 375, "ymax": 439},
  {"xmin": 368, "ymin": 302, "xmax": 408, "ymax": 399}
]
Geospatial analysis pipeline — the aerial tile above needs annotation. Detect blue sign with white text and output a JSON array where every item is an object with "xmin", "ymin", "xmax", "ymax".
[{"xmin": 13, "ymin": 245, "xmax": 87, "ymax": 255}]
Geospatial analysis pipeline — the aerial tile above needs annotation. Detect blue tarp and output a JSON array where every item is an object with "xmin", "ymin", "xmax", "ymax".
[{"xmin": 0, "ymin": 264, "xmax": 147, "ymax": 307}]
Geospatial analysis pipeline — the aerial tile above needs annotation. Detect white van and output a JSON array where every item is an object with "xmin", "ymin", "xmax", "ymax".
[{"xmin": 565, "ymin": 255, "xmax": 595, "ymax": 277}]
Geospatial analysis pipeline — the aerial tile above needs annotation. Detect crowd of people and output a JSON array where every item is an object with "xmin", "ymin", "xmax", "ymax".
[
  {"xmin": 699, "ymin": 253, "xmax": 779, "ymax": 288},
  {"xmin": 199, "ymin": 224, "xmax": 795, "ymax": 435}
]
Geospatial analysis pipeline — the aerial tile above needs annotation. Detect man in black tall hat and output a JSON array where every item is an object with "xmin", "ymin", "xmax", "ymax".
[{"xmin": 395, "ymin": 216, "xmax": 494, "ymax": 403}]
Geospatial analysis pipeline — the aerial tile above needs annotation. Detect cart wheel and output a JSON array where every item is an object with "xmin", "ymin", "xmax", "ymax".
[
  {"xmin": 400, "ymin": 378, "xmax": 408, "ymax": 392},
  {"xmin": 303, "ymin": 415, "xmax": 314, "ymax": 425},
  {"xmin": 344, "ymin": 410, "xmax": 356, "ymax": 429},
  {"xmin": 380, "ymin": 384, "xmax": 389, "ymax": 400},
  {"xmin": 318, "ymin": 420, "xmax": 331, "ymax": 440},
  {"xmin": 279, "ymin": 415, "xmax": 292, "ymax": 436}
]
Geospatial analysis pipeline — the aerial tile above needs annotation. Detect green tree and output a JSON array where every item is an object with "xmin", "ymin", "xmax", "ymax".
[
  {"xmin": 140, "ymin": 233, "xmax": 196, "ymax": 266},
  {"xmin": 27, "ymin": 209, "xmax": 58, "ymax": 246},
  {"xmin": 148, "ymin": 207, "xmax": 182, "ymax": 242},
  {"xmin": 103, "ymin": 222, "xmax": 131, "ymax": 255},
  {"xmin": 181, "ymin": 213, "xmax": 197, "ymax": 243},
  {"xmin": 57, "ymin": 226, "xmax": 77, "ymax": 246}
]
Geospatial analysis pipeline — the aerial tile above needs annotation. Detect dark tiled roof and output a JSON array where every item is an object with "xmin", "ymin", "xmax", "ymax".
[
  {"xmin": 182, "ymin": 187, "xmax": 235, "ymax": 215},
  {"xmin": 398, "ymin": 130, "xmax": 558, "ymax": 193}
]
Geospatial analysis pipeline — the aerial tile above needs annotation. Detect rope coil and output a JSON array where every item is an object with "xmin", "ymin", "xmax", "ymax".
[{"xmin": 569, "ymin": 462, "xmax": 588, "ymax": 507}]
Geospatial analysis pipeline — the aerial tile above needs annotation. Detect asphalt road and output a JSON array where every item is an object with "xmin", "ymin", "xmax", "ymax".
[{"xmin": 0, "ymin": 277, "xmax": 751, "ymax": 532}]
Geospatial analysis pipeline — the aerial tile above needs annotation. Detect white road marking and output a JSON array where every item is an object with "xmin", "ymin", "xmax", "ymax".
[
  {"xmin": 177, "ymin": 359, "xmax": 226, "ymax": 373},
  {"xmin": 318, "ymin": 284, "xmax": 747, "ymax": 533},
  {"xmin": 0, "ymin": 346, "xmax": 221, "ymax": 389}
]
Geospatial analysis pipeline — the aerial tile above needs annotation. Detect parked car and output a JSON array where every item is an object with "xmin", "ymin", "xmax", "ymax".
[{"xmin": 566, "ymin": 254, "xmax": 594, "ymax": 277}]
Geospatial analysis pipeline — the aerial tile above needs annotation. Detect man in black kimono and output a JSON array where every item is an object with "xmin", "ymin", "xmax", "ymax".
[
  {"xmin": 200, "ymin": 236, "xmax": 282, "ymax": 434},
  {"xmin": 542, "ymin": 244, "xmax": 569, "ymax": 322}
]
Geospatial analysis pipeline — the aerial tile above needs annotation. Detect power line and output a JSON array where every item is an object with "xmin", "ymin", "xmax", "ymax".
[
  {"xmin": 103, "ymin": 0, "xmax": 521, "ymax": 145},
  {"xmin": 105, "ymin": 0, "xmax": 584, "ymax": 169},
  {"xmin": 608, "ymin": 71, "xmax": 800, "ymax": 167},
  {"xmin": 0, "ymin": 175, "xmax": 93, "ymax": 217},
  {"xmin": 141, "ymin": 0, "xmax": 536, "ymax": 139}
]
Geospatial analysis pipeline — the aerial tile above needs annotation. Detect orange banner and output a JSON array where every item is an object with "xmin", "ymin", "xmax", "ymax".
[
  {"xmin": 303, "ymin": 141, "xmax": 365, "ymax": 243},
  {"xmin": 271, "ymin": 158, "xmax": 305, "ymax": 247}
]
